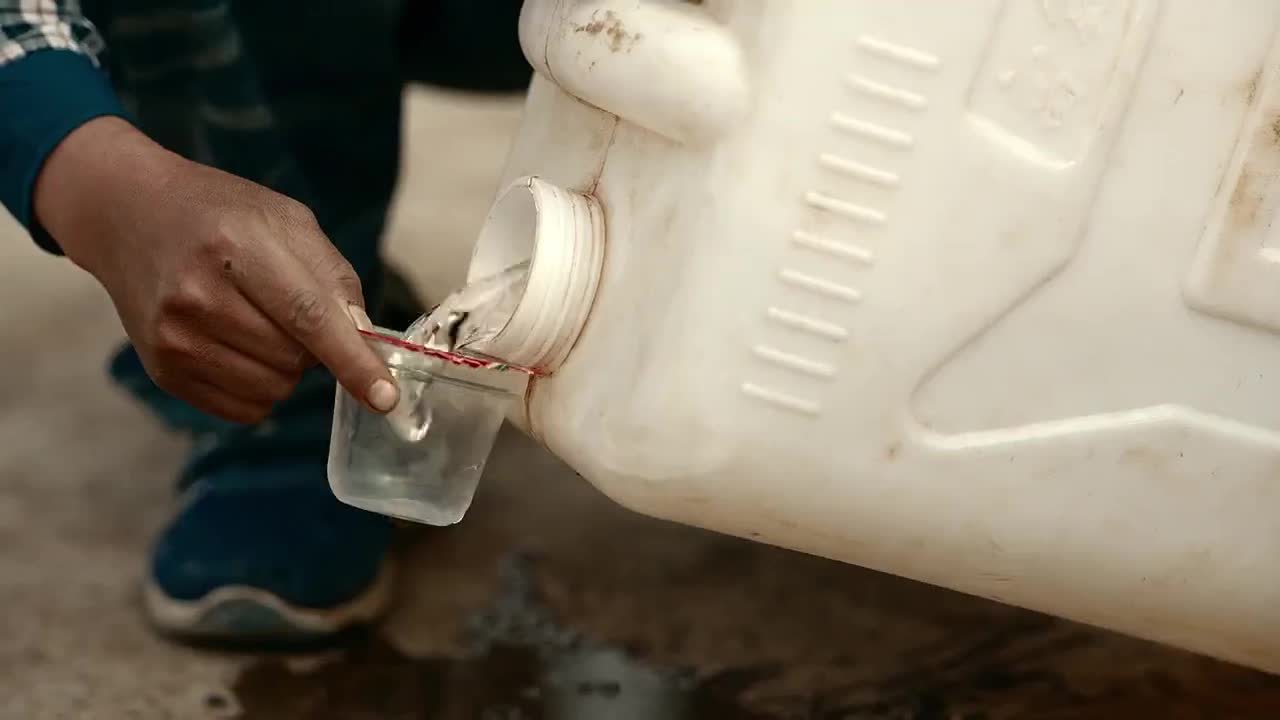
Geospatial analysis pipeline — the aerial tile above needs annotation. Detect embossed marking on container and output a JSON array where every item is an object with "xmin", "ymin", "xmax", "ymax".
[
  {"xmin": 765, "ymin": 307, "xmax": 850, "ymax": 342},
  {"xmin": 740, "ymin": 383, "xmax": 823, "ymax": 416},
  {"xmin": 791, "ymin": 230, "xmax": 876, "ymax": 265}
]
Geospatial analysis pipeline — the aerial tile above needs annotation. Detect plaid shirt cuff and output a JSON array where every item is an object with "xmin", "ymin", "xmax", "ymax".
[
  {"xmin": 0, "ymin": 49, "xmax": 127, "ymax": 254},
  {"xmin": 0, "ymin": 0, "xmax": 105, "ymax": 66}
]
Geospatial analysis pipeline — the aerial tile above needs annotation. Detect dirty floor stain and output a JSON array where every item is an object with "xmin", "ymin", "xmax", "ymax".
[
  {"xmin": 230, "ymin": 556, "xmax": 769, "ymax": 719},
  {"xmin": 225, "ymin": 541, "xmax": 1280, "ymax": 720}
]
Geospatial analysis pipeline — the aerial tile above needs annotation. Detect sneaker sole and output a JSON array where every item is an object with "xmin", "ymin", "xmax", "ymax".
[{"xmin": 143, "ymin": 559, "xmax": 395, "ymax": 649}]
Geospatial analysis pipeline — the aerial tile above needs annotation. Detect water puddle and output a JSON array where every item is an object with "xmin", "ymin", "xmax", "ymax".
[
  {"xmin": 215, "ymin": 548, "xmax": 1280, "ymax": 718},
  {"xmin": 228, "ymin": 555, "xmax": 772, "ymax": 719}
]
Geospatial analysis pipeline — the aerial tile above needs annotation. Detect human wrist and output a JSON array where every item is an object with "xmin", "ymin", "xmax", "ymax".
[{"xmin": 33, "ymin": 116, "xmax": 180, "ymax": 273}]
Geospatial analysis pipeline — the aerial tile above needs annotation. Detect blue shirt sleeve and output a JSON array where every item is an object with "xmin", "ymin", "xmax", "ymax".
[{"xmin": 0, "ymin": 49, "xmax": 128, "ymax": 254}]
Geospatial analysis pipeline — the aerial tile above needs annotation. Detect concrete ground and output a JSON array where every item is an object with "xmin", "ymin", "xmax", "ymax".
[{"xmin": 3, "ymin": 88, "xmax": 1279, "ymax": 719}]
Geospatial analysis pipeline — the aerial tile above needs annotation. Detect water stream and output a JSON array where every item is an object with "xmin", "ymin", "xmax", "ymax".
[{"xmin": 385, "ymin": 261, "xmax": 532, "ymax": 443}]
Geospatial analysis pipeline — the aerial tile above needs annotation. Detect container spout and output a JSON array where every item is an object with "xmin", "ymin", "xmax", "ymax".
[{"xmin": 467, "ymin": 176, "xmax": 606, "ymax": 373}]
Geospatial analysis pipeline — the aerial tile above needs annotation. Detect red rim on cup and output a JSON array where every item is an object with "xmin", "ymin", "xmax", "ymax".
[{"xmin": 358, "ymin": 329, "xmax": 546, "ymax": 377}]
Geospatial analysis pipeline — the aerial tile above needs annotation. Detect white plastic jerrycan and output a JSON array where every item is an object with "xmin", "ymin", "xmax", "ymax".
[{"xmin": 458, "ymin": 0, "xmax": 1280, "ymax": 671}]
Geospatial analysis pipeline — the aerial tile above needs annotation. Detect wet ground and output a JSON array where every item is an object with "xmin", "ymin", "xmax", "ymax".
[
  {"xmin": 216, "ymin": 426, "xmax": 1280, "ymax": 719},
  {"xmin": 4, "ymin": 89, "xmax": 1280, "ymax": 719}
]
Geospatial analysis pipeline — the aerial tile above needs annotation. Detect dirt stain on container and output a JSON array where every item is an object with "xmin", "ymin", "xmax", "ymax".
[{"xmin": 574, "ymin": 10, "xmax": 642, "ymax": 53}]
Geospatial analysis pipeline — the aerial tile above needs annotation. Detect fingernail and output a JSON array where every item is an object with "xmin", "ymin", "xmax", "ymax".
[
  {"xmin": 346, "ymin": 304, "xmax": 373, "ymax": 332},
  {"xmin": 368, "ymin": 378, "xmax": 399, "ymax": 412}
]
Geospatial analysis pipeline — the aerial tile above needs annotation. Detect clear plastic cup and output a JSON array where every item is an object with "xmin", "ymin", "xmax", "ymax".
[{"xmin": 327, "ymin": 329, "xmax": 530, "ymax": 525}]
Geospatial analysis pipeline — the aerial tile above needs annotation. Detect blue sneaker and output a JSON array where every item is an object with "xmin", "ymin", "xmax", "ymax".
[{"xmin": 143, "ymin": 461, "xmax": 396, "ymax": 646}]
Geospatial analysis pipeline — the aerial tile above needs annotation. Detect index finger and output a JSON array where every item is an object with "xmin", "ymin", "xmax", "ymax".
[{"xmin": 237, "ymin": 245, "xmax": 398, "ymax": 413}]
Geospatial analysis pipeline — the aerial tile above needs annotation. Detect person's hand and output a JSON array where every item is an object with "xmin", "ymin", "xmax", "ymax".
[{"xmin": 34, "ymin": 117, "xmax": 398, "ymax": 423}]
